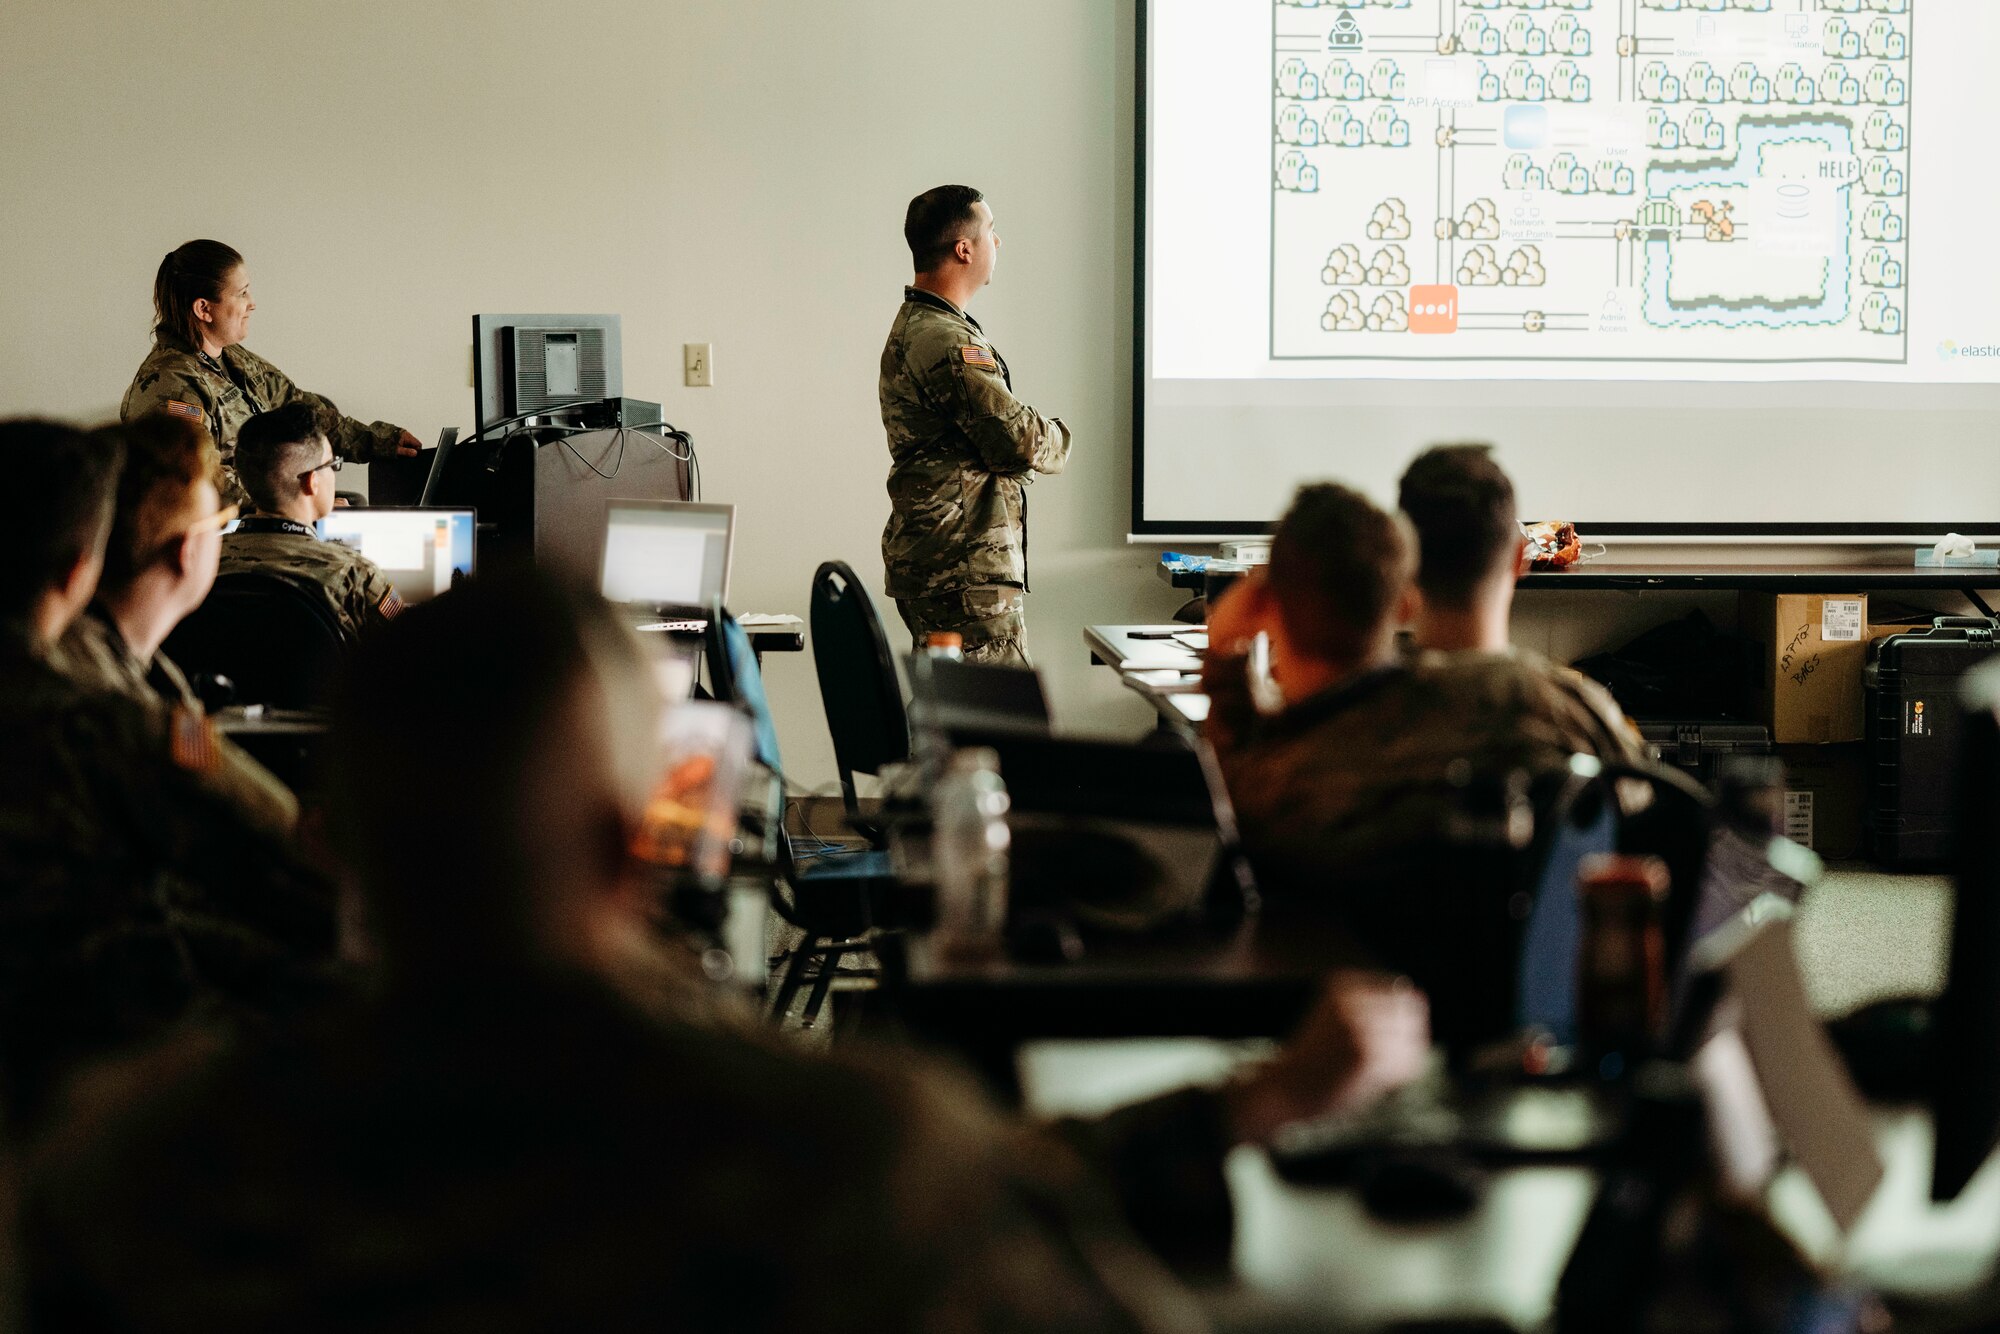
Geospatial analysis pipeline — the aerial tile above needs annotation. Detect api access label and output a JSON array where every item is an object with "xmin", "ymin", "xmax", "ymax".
[{"xmin": 1408, "ymin": 286, "xmax": 1459, "ymax": 334}]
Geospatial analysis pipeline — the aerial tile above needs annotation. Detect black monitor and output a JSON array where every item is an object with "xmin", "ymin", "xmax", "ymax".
[
  {"xmin": 1931, "ymin": 658, "xmax": 2000, "ymax": 1201},
  {"xmin": 472, "ymin": 313, "xmax": 623, "ymax": 434}
]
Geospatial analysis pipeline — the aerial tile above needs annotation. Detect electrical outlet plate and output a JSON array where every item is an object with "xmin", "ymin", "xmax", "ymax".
[{"xmin": 683, "ymin": 342, "xmax": 713, "ymax": 388}]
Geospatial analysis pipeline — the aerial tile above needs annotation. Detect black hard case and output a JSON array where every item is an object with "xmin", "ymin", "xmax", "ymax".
[{"xmin": 1864, "ymin": 618, "xmax": 2000, "ymax": 865}]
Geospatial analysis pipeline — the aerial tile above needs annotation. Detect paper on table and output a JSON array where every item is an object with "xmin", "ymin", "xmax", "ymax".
[
  {"xmin": 1127, "ymin": 669, "xmax": 1204, "ymax": 691},
  {"xmin": 736, "ymin": 614, "xmax": 804, "ymax": 628},
  {"xmin": 1172, "ymin": 631, "xmax": 1210, "ymax": 652}
]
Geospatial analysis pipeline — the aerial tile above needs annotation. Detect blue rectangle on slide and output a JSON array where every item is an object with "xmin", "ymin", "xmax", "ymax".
[{"xmin": 1503, "ymin": 104, "xmax": 1549, "ymax": 149}]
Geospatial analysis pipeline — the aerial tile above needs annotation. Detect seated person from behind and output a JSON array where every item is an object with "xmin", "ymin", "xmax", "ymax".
[
  {"xmin": 0, "ymin": 419, "xmax": 334, "ymax": 1129},
  {"xmin": 1202, "ymin": 482, "xmax": 1643, "ymax": 886},
  {"xmin": 15, "ymin": 572, "xmax": 1428, "ymax": 1332},
  {"xmin": 56, "ymin": 413, "xmax": 296, "ymax": 837},
  {"xmin": 220, "ymin": 401, "xmax": 402, "ymax": 641},
  {"xmin": 1396, "ymin": 443, "xmax": 1647, "ymax": 769}
]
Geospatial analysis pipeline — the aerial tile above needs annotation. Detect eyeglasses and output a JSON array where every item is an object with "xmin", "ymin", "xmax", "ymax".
[
  {"xmin": 186, "ymin": 502, "xmax": 240, "ymax": 537},
  {"xmin": 148, "ymin": 501, "xmax": 238, "ymax": 565},
  {"xmin": 298, "ymin": 455, "xmax": 344, "ymax": 483}
]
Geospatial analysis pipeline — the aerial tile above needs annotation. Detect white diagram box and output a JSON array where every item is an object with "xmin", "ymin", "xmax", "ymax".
[{"xmin": 1271, "ymin": 0, "xmax": 1913, "ymax": 364}]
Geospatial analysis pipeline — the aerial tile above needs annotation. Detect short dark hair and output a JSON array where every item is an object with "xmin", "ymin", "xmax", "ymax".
[
  {"xmin": 1267, "ymin": 483, "xmax": 1415, "ymax": 662},
  {"xmin": 152, "ymin": 240, "xmax": 243, "ymax": 350},
  {"xmin": 328, "ymin": 570, "xmax": 655, "ymax": 973},
  {"xmin": 1397, "ymin": 444, "xmax": 1518, "ymax": 610},
  {"xmin": 904, "ymin": 185, "xmax": 985, "ymax": 273},
  {"xmin": 99, "ymin": 414, "xmax": 223, "ymax": 591},
  {"xmin": 0, "ymin": 419, "xmax": 124, "ymax": 622},
  {"xmin": 235, "ymin": 401, "xmax": 334, "ymax": 512}
]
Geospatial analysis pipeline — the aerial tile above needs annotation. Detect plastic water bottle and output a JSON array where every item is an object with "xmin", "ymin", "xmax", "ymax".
[{"xmin": 930, "ymin": 748, "xmax": 1010, "ymax": 957}]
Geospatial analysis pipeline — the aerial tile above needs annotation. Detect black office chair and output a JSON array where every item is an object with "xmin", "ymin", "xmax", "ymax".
[
  {"xmin": 162, "ymin": 571, "xmax": 348, "ymax": 710},
  {"xmin": 1258, "ymin": 765, "xmax": 1597, "ymax": 1052},
  {"xmin": 808, "ymin": 561, "xmax": 911, "ymax": 841},
  {"xmin": 703, "ymin": 601, "xmax": 900, "ymax": 1030}
]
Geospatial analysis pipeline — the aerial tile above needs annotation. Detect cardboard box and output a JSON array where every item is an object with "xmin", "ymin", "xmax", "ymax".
[
  {"xmin": 1741, "ymin": 593, "xmax": 1868, "ymax": 743},
  {"xmin": 1775, "ymin": 743, "xmax": 1867, "ymax": 860}
]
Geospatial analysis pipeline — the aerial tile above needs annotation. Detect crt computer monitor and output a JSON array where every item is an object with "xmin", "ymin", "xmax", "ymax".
[
  {"xmin": 1931, "ymin": 657, "xmax": 2000, "ymax": 1201},
  {"xmin": 471, "ymin": 313, "xmax": 624, "ymax": 435},
  {"xmin": 316, "ymin": 507, "xmax": 476, "ymax": 606},
  {"xmin": 600, "ymin": 500, "xmax": 734, "ymax": 611}
]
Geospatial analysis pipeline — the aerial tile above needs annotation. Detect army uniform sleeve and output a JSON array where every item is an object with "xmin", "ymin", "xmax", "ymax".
[
  {"xmin": 56, "ymin": 631, "xmax": 299, "ymax": 840},
  {"xmin": 916, "ymin": 334, "xmax": 1072, "ymax": 477},
  {"xmin": 344, "ymin": 557, "xmax": 404, "ymax": 637},
  {"xmin": 315, "ymin": 400, "xmax": 407, "ymax": 464},
  {"xmin": 1551, "ymin": 667, "xmax": 1652, "ymax": 770},
  {"xmin": 148, "ymin": 703, "xmax": 298, "ymax": 842},
  {"xmin": 208, "ymin": 730, "xmax": 301, "ymax": 841},
  {"xmin": 234, "ymin": 346, "xmax": 408, "ymax": 463},
  {"xmin": 62, "ymin": 697, "xmax": 336, "ymax": 954},
  {"xmin": 121, "ymin": 359, "xmax": 218, "ymax": 436}
]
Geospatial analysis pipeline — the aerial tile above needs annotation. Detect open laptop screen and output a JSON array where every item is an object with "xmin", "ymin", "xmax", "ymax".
[
  {"xmin": 600, "ymin": 500, "xmax": 734, "ymax": 610},
  {"xmin": 316, "ymin": 507, "xmax": 476, "ymax": 605}
]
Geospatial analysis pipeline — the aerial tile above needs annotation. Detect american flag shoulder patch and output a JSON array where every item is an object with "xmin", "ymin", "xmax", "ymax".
[
  {"xmin": 959, "ymin": 345, "xmax": 998, "ymax": 371},
  {"xmin": 170, "ymin": 707, "xmax": 220, "ymax": 775},
  {"xmin": 379, "ymin": 588, "xmax": 405, "ymax": 619},
  {"xmin": 164, "ymin": 400, "xmax": 203, "ymax": 421}
]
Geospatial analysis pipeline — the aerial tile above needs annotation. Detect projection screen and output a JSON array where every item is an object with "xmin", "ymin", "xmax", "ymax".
[{"xmin": 1136, "ymin": 0, "xmax": 2000, "ymax": 538}]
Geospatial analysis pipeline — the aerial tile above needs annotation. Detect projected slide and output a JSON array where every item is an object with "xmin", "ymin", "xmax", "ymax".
[
  {"xmin": 1141, "ymin": 0, "xmax": 2000, "ymax": 533},
  {"xmin": 1273, "ymin": 0, "xmax": 1914, "ymax": 364}
]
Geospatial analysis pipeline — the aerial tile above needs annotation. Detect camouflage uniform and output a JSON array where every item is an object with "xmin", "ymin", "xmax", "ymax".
[
  {"xmin": 15, "ymin": 971, "xmax": 1221, "ymax": 1333},
  {"xmin": 1203, "ymin": 647, "xmax": 1650, "ymax": 886},
  {"xmin": 54, "ymin": 603, "xmax": 299, "ymax": 841},
  {"xmin": 881, "ymin": 287, "xmax": 1071, "ymax": 667},
  {"xmin": 219, "ymin": 516, "xmax": 403, "ymax": 642},
  {"xmin": 122, "ymin": 333, "xmax": 408, "ymax": 506},
  {"xmin": 0, "ymin": 626, "xmax": 337, "ymax": 1125}
]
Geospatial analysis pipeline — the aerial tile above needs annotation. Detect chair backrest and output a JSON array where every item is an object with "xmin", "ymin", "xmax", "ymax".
[
  {"xmin": 907, "ymin": 655, "xmax": 1052, "ymax": 745},
  {"xmin": 162, "ymin": 570, "xmax": 348, "ymax": 709},
  {"xmin": 808, "ymin": 562, "xmax": 910, "ymax": 823}
]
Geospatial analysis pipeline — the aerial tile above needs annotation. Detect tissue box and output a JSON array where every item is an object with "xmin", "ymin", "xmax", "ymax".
[{"xmin": 1914, "ymin": 549, "xmax": 1999, "ymax": 568}]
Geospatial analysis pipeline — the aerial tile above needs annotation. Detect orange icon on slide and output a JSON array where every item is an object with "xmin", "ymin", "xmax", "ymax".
[{"xmin": 1408, "ymin": 285, "xmax": 1459, "ymax": 334}]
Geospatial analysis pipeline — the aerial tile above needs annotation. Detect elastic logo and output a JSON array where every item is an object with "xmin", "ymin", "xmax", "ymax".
[
  {"xmin": 379, "ymin": 588, "xmax": 405, "ymax": 620},
  {"xmin": 164, "ymin": 400, "xmax": 203, "ymax": 421},
  {"xmin": 959, "ymin": 345, "xmax": 998, "ymax": 370}
]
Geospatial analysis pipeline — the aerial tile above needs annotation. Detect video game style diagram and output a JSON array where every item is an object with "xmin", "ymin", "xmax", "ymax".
[{"xmin": 1270, "ymin": 0, "xmax": 1914, "ymax": 364}]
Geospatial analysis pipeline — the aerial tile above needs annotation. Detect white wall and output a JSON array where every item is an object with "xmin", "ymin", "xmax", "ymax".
[
  {"xmin": 5, "ymin": 2, "xmax": 1963, "ymax": 786},
  {"xmin": 0, "ymin": 0, "xmax": 1172, "ymax": 787}
]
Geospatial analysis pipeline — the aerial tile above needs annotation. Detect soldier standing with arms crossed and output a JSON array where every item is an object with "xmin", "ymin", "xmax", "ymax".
[{"xmin": 880, "ymin": 186, "xmax": 1070, "ymax": 667}]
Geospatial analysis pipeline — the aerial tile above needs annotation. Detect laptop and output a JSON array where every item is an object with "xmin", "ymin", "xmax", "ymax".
[
  {"xmin": 417, "ymin": 426, "xmax": 460, "ymax": 506},
  {"xmin": 599, "ymin": 499, "xmax": 735, "ymax": 614},
  {"xmin": 315, "ymin": 507, "xmax": 476, "ymax": 605}
]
